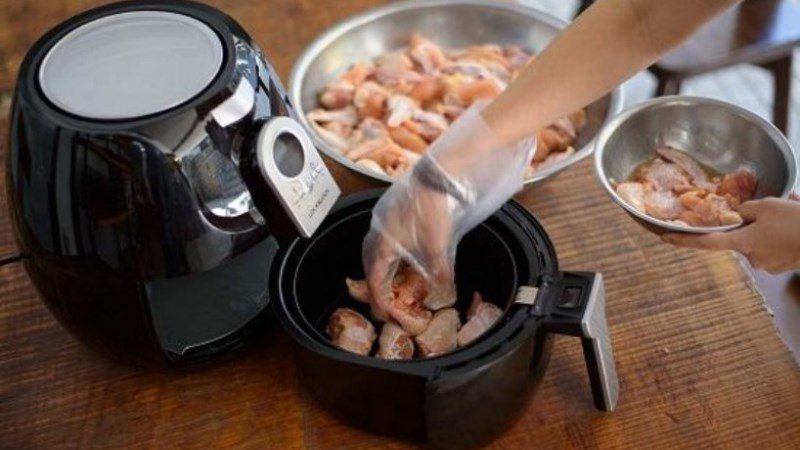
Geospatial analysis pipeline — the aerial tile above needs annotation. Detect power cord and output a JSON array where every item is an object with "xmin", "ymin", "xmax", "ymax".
[{"xmin": 0, "ymin": 253, "xmax": 28, "ymax": 267}]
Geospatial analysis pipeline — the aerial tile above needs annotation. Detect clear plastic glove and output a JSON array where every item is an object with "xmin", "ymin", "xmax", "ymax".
[{"xmin": 363, "ymin": 100, "xmax": 536, "ymax": 322}]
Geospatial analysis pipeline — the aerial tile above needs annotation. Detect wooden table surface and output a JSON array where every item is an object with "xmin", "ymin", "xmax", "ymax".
[{"xmin": 2, "ymin": 1, "xmax": 800, "ymax": 449}]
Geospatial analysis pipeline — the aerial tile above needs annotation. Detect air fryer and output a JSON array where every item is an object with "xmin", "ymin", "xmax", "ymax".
[
  {"xmin": 6, "ymin": 2, "xmax": 618, "ymax": 445},
  {"xmin": 7, "ymin": 0, "xmax": 340, "ymax": 365}
]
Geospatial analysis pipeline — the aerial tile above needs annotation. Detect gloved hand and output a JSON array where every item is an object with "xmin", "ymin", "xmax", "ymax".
[{"xmin": 362, "ymin": 99, "xmax": 536, "ymax": 322}]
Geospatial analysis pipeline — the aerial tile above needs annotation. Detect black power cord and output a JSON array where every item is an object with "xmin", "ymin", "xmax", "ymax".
[{"xmin": 0, "ymin": 253, "xmax": 28, "ymax": 267}]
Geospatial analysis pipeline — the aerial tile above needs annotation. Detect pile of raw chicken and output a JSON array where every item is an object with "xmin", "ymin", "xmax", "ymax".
[
  {"xmin": 614, "ymin": 146, "xmax": 757, "ymax": 227},
  {"xmin": 306, "ymin": 34, "xmax": 587, "ymax": 179},
  {"xmin": 327, "ymin": 266, "xmax": 503, "ymax": 359}
]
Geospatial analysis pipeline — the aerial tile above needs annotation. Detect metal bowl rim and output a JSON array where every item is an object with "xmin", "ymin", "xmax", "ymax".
[
  {"xmin": 288, "ymin": 0, "xmax": 624, "ymax": 185},
  {"xmin": 593, "ymin": 95, "xmax": 798, "ymax": 234}
]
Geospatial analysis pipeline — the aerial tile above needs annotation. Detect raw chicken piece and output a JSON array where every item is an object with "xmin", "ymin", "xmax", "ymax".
[
  {"xmin": 678, "ymin": 192, "xmax": 742, "ymax": 226},
  {"xmin": 346, "ymin": 118, "xmax": 390, "ymax": 160},
  {"xmin": 465, "ymin": 291, "xmax": 484, "ymax": 318},
  {"xmin": 386, "ymin": 94, "xmax": 419, "ymax": 127},
  {"xmin": 308, "ymin": 118, "xmax": 349, "ymax": 151},
  {"xmin": 355, "ymin": 159, "xmax": 388, "ymax": 176},
  {"xmin": 340, "ymin": 61, "xmax": 375, "ymax": 87},
  {"xmin": 409, "ymin": 34, "xmax": 448, "ymax": 74},
  {"xmin": 452, "ymin": 45, "xmax": 512, "ymax": 79},
  {"xmin": 719, "ymin": 209, "xmax": 744, "ymax": 226},
  {"xmin": 552, "ymin": 117, "xmax": 577, "ymax": 141},
  {"xmin": 441, "ymin": 60, "xmax": 500, "ymax": 82},
  {"xmin": 389, "ymin": 125, "xmax": 428, "ymax": 153},
  {"xmin": 423, "ymin": 287, "xmax": 457, "ymax": 311},
  {"xmin": 306, "ymin": 106, "xmax": 359, "ymax": 127},
  {"xmin": 444, "ymin": 58, "xmax": 506, "ymax": 80},
  {"xmin": 347, "ymin": 135, "xmax": 388, "ymax": 161},
  {"xmin": 376, "ymin": 50, "xmax": 414, "ymax": 74},
  {"xmin": 672, "ymin": 183, "xmax": 706, "ymax": 195},
  {"xmin": 535, "ymin": 122, "xmax": 573, "ymax": 160},
  {"xmin": 405, "ymin": 109, "xmax": 449, "ymax": 142},
  {"xmin": 345, "ymin": 267, "xmax": 433, "ymax": 335},
  {"xmin": 655, "ymin": 147, "xmax": 716, "ymax": 191},
  {"xmin": 319, "ymin": 63, "xmax": 373, "ymax": 109},
  {"xmin": 644, "ymin": 189, "xmax": 684, "ymax": 220},
  {"xmin": 533, "ymin": 112, "xmax": 586, "ymax": 162},
  {"xmin": 377, "ymin": 322, "xmax": 415, "ymax": 360},
  {"xmin": 361, "ymin": 142, "xmax": 419, "ymax": 178},
  {"xmin": 345, "ymin": 278, "xmax": 370, "ymax": 303},
  {"xmin": 327, "ymin": 308, "xmax": 377, "ymax": 356},
  {"xmin": 322, "ymin": 119, "xmax": 354, "ymax": 139},
  {"xmin": 452, "ymin": 78, "xmax": 503, "ymax": 105},
  {"xmin": 306, "ymin": 106, "xmax": 361, "ymax": 151},
  {"xmin": 537, "ymin": 146, "xmax": 575, "ymax": 170},
  {"xmin": 375, "ymin": 51, "xmax": 422, "ymax": 93},
  {"xmin": 457, "ymin": 292, "xmax": 503, "ymax": 347},
  {"xmin": 353, "ymin": 81, "xmax": 389, "ymax": 120},
  {"xmin": 409, "ymin": 75, "xmax": 444, "ymax": 105},
  {"xmin": 635, "ymin": 159, "xmax": 690, "ymax": 192},
  {"xmin": 352, "ymin": 117, "xmax": 390, "ymax": 141},
  {"xmin": 319, "ymin": 82, "xmax": 354, "ymax": 110},
  {"xmin": 717, "ymin": 169, "xmax": 757, "ymax": 205},
  {"xmin": 431, "ymin": 101, "xmax": 465, "ymax": 121},
  {"xmin": 533, "ymin": 129, "xmax": 555, "ymax": 162},
  {"xmin": 415, "ymin": 308, "xmax": 461, "ymax": 357},
  {"xmin": 615, "ymin": 182, "xmax": 646, "ymax": 212},
  {"xmin": 440, "ymin": 61, "xmax": 506, "ymax": 101},
  {"xmin": 390, "ymin": 266, "xmax": 434, "ymax": 335}
]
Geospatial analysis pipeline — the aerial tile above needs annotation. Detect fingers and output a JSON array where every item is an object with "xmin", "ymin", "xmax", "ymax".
[
  {"xmin": 363, "ymin": 232, "xmax": 399, "ymax": 322},
  {"xmin": 736, "ymin": 200, "xmax": 765, "ymax": 222},
  {"xmin": 790, "ymin": 192, "xmax": 800, "ymax": 201},
  {"xmin": 661, "ymin": 229, "xmax": 746, "ymax": 251},
  {"xmin": 422, "ymin": 252, "xmax": 457, "ymax": 310}
]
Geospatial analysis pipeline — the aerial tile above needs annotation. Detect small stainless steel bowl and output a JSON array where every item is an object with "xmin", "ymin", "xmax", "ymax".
[
  {"xmin": 595, "ymin": 96, "xmax": 797, "ymax": 234},
  {"xmin": 289, "ymin": 0, "xmax": 623, "ymax": 185}
]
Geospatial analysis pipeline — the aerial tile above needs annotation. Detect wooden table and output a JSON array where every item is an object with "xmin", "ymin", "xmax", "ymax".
[{"xmin": 2, "ymin": 1, "xmax": 800, "ymax": 449}]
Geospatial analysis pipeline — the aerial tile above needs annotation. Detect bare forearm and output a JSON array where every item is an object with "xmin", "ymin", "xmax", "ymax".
[{"xmin": 483, "ymin": 0, "xmax": 741, "ymax": 145}]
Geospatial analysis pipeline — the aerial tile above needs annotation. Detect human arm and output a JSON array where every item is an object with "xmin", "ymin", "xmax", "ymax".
[
  {"xmin": 364, "ymin": 0, "xmax": 742, "ymax": 319},
  {"xmin": 483, "ymin": 0, "xmax": 742, "ymax": 144}
]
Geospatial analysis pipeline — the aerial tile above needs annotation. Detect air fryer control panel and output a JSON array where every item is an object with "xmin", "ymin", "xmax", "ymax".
[{"xmin": 256, "ymin": 117, "xmax": 340, "ymax": 237}]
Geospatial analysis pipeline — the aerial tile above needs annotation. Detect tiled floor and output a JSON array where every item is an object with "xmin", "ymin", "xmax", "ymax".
[{"xmin": 521, "ymin": 0, "xmax": 800, "ymax": 364}]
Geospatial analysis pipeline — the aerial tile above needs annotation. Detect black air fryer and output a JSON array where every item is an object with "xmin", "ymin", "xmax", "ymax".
[
  {"xmin": 7, "ymin": 1, "xmax": 618, "ymax": 445},
  {"xmin": 8, "ymin": 0, "xmax": 341, "ymax": 365}
]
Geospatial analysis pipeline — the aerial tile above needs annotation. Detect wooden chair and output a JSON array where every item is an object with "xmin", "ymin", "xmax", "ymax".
[{"xmin": 576, "ymin": 0, "xmax": 800, "ymax": 134}]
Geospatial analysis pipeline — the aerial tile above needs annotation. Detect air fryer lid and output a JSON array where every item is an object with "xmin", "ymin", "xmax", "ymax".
[{"xmin": 38, "ymin": 10, "xmax": 224, "ymax": 120}]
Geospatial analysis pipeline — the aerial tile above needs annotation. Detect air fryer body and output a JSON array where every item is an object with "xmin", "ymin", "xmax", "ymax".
[
  {"xmin": 295, "ymin": 326, "xmax": 554, "ymax": 446},
  {"xmin": 7, "ymin": 1, "xmax": 308, "ymax": 365}
]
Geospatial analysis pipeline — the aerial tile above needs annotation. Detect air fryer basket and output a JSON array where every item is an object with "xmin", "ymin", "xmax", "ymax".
[
  {"xmin": 273, "ymin": 188, "xmax": 560, "ymax": 359},
  {"xmin": 271, "ymin": 190, "xmax": 618, "ymax": 445},
  {"xmin": 292, "ymin": 207, "xmax": 521, "ymax": 348}
]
